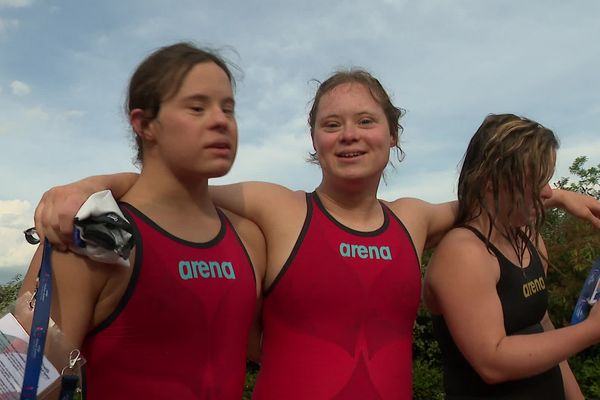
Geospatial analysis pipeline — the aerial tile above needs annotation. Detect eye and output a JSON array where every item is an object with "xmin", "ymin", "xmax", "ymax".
[
  {"xmin": 322, "ymin": 120, "xmax": 341, "ymax": 130},
  {"xmin": 222, "ymin": 106, "xmax": 235, "ymax": 116},
  {"xmin": 189, "ymin": 105, "xmax": 205, "ymax": 113},
  {"xmin": 358, "ymin": 117, "xmax": 374, "ymax": 126}
]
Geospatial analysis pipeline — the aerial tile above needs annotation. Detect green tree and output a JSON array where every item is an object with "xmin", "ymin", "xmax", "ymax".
[
  {"xmin": 0, "ymin": 275, "xmax": 22, "ymax": 314},
  {"xmin": 544, "ymin": 156, "xmax": 600, "ymax": 399}
]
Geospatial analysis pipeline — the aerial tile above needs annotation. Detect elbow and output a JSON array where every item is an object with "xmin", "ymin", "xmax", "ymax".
[{"xmin": 472, "ymin": 362, "xmax": 513, "ymax": 385}]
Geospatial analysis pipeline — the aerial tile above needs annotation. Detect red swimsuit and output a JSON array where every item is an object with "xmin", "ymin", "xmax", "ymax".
[
  {"xmin": 253, "ymin": 192, "xmax": 421, "ymax": 400},
  {"xmin": 82, "ymin": 204, "xmax": 256, "ymax": 400}
]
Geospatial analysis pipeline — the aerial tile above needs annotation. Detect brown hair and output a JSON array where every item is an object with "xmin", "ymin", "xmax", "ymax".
[
  {"xmin": 457, "ymin": 113, "xmax": 559, "ymax": 263},
  {"xmin": 126, "ymin": 42, "xmax": 235, "ymax": 164},
  {"xmin": 307, "ymin": 69, "xmax": 405, "ymax": 165}
]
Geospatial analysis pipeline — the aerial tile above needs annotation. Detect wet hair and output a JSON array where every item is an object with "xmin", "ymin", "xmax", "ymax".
[
  {"xmin": 126, "ymin": 42, "xmax": 235, "ymax": 165},
  {"xmin": 307, "ymin": 69, "xmax": 405, "ymax": 165},
  {"xmin": 457, "ymin": 113, "xmax": 559, "ymax": 264}
]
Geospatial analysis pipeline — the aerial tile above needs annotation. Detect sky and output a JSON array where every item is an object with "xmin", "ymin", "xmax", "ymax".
[{"xmin": 1, "ymin": 0, "xmax": 600, "ymax": 282}]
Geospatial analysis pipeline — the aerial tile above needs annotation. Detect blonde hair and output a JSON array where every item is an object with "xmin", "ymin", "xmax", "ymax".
[{"xmin": 457, "ymin": 113, "xmax": 559, "ymax": 263}]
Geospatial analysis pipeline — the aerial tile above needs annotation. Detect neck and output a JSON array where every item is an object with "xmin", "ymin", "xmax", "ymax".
[
  {"xmin": 122, "ymin": 161, "xmax": 214, "ymax": 215},
  {"xmin": 315, "ymin": 178, "xmax": 383, "ymax": 231}
]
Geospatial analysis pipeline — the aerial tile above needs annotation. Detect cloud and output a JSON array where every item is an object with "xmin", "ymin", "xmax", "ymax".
[
  {"xmin": 0, "ymin": 200, "xmax": 35, "ymax": 272},
  {"xmin": 0, "ymin": 0, "xmax": 32, "ymax": 7},
  {"xmin": 0, "ymin": 17, "xmax": 19, "ymax": 33},
  {"xmin": 10, "ymin": 80, "xmax": 30, "ymax": 96}
]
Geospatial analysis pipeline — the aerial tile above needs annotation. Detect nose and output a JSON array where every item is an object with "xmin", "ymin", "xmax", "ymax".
[
  {"xmin": 210, "ymin": 106, "xmax": 232, "ymax": 133},
  {"xmin": 339, "ymin": 124, "xmax": 359, "ymax": 142}
]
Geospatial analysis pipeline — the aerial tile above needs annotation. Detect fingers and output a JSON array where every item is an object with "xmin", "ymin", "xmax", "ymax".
[{"xmin": 33, "ymin": 186, "xmax": 85, "ymax": 251}]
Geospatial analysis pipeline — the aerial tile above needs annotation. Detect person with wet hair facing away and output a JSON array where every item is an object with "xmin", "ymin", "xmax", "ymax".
[{"xmin": 424, "ymin": 114, "xmax": 600, "ymax": 400}]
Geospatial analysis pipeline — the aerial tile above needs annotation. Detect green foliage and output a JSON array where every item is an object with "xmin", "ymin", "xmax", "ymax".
[
  {"xmin": 543, "ymin": 155, "xmax": 600, "ymax": 398},
  {"xmin": 0, "ymin": 274, "xmax": 22, "ymax": 314},
  {"xmin": 554, "ymin": 156, "xmax": 600, "ymax": 199},
  {"xmin": 413, "ymin": 306, "xmax": 444, "ymax": 400},
  {"xmin": 244, "ymin": 362, "xmax": 259, "ymax": 400},
  {"xmin": 413, "ymin": 358, "xmax": 444, "ymax": 400}
]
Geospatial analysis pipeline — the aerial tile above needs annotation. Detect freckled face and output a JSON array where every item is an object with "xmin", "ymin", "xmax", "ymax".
[
  {"xmin": 312, "ymin": 83, "xmax": 395, "ymax": 183},
  {"xmin": 145, "ymin": 62, "xmax": 237, "ymax": 178}
]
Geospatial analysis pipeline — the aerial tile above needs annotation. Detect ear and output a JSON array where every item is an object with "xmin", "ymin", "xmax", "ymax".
[
  {"xmin": 389, "ymin": 134, "xmax": 397, "ymax": 148},
  {"xmin": 130, "ymin": 109, "xmax": 156, "ymax": 142}
]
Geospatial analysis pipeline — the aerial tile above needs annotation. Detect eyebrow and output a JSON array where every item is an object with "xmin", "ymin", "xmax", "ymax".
[
  {"xmin": 182, "ymin": 94, "xmax": 235, "ymax": 105},
  {"xmin": 319, "ymin": 110, "xmax": 376, "ymax": 120}
]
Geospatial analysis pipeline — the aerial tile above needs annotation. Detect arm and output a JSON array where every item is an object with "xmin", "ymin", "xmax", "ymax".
[
  {"xmin": 426, "ymin": 230, "xmax": 600, "ymax": 384},
  {"xmin": 17, "ymin": 245, "xmax": 111, "ymax": 350},
  {"xmin": 387, "ymin": 198, "xmax": 458, "ymax": 258},
  {"xmin": 545, "ymin": 188, "xmax": 600, "ymax": 229},
  {"xmin": 34, "ymin": 173, "xmax": 139, "ymax": 249},
  {"xmin": 209, "ymin": 181, "xmax": 299, "ymax": 228},
  {"xmin": 541, "ymin": 313, "xmax": 584, "ymax": 400},
  {"xmin": 391, "ymin": 188, "xmax": 597, "ymax": 258}
]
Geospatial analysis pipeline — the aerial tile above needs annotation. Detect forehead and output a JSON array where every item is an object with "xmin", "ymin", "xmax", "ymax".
[
  {"xmin": 175, "ymin": 62, "xmax": 233, "ymax": 99},
  {"xmin": 317, "ymin": 82, "xmax": 382, "ymax": 116}
]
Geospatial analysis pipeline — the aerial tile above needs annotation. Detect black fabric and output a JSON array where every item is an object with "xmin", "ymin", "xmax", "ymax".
[{"xmin": 432, "ymin": 226, "xmax": 565, "ymax": 400}]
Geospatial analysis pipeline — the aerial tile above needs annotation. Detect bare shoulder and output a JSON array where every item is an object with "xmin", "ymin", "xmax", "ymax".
[
  {"xmin": 425, "ymin": 227, "xmax": 500, "ymax": 313},
  {"xmin": 384, "ymin": 197, "xmax": 458, "ymax": 257},
  {"xmin": 383, "ymin": 197, "xmax": 426, "ymax": 214},
  {"xmin": 427, "ymin": 227, "xmax": 498, "ymax": 286},
  {"xmin": 382, "ymin": 197, "xmax": 429, "ymax": 232}
]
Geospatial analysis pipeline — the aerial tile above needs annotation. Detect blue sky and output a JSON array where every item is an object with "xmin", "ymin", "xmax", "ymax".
[{"xmin": 1, "ymin": 0, "xmax": 599, "ymax": 281}]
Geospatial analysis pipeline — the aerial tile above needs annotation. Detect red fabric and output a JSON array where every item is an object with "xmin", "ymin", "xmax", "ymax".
[
  {"xmin": 82, "ymin": 204, "xmax": 256, "ymax": 400},
  {"xmin": 253, "ymin": 193, "xmax": 421, "ymax": 400}
]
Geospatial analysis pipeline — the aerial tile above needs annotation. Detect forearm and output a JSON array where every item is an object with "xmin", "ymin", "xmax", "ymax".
[
  {"xmin": 484, "ymin": 321, "xmax": 599, "ymax": 383},
  {"xmin": 544, "ymin": 188, "xmax": 600, "ymax": 229},
  {"xmin": 81, "ymin": 172, "xmax": 139, "ymax": 200},
  {"xmin": 209, "ymin": 184, "xmax": 248, "ymax": 216},
  {"xmin": 544, "ymin": 188, "xmax": 577, "ymax": 209},
  {"xmin": 559, "ymin": 360, "xmax": 584, "ymax": 400}
]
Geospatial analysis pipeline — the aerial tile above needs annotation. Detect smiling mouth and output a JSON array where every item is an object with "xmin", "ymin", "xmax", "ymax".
[{"xmin": 337, "ymin": 151, "xmax": 366, "ymax": 158}]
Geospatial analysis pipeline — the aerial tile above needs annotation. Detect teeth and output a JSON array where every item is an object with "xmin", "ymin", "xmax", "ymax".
[{"xmin": 340, "ymin": 152, "xmax": 362, "ymax": 158}]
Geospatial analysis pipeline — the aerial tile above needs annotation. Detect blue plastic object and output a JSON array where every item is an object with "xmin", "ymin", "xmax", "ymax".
[{"xmin": 571, "ymin": 257, "xmax": 600, "ymax": 325}]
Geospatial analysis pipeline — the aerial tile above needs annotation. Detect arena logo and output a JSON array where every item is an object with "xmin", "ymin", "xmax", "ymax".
[
  {"xmin": 522, "ymin": 277, "xmax": 545, "ymax": 298},
  {"xmin": 178, "ymin": 260, "xmax": 236, "ymax": 280},
  {"xmin": 339, "ymin": 242, "xmax": 392, "ymax": 260}
]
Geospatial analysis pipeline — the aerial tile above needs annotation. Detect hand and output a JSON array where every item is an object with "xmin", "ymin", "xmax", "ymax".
[
  {"xmin": 549, "ymin": 189, "xmax": 600, "ymax": 229},
  {"xmin": 586, "ymin": 300, "xmax": 600, "ymax": 335},
  {"xmin": 34, "ymin": 181, "xmax": 98, "ymax": 250}
]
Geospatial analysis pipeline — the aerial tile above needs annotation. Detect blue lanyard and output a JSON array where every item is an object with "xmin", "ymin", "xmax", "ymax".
[{"xmin": 20, "ymin": 239, "xmax": 53, "ymax": 400}]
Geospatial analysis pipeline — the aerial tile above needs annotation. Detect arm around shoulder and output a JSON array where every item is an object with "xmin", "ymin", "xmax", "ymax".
[
  {"xmin": 210, "ymin": 181, "xmax": 302, "ymax": 228},
  {"xmin": 35, "ymin": 172, "xmax": 139, "ymax": 248},
  {"xmin": 544, "ymin": 188, "xmax": 600, "ymax": 229}
]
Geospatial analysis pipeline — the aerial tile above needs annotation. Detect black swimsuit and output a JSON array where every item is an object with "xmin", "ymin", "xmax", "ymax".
[{"xmin": 432, "ymin": 226, "xmax": 565, "ymax": 400}]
